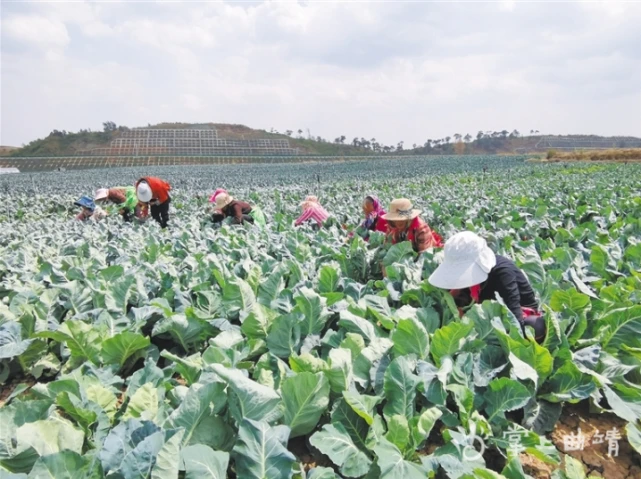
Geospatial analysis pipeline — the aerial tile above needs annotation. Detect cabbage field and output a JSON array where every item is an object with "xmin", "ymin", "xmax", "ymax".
[{"xmin": 0, "ymin": 156, "xmax": 640, "ymax": 479}]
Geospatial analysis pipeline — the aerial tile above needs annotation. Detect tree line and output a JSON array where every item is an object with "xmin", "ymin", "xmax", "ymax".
[
  {"xmin": 276, "ymin": 128, "xmax": 542, "ymax": 154},
  {"xmin": 15, "ymin": 121, "xmax": 545, "ymax": 158}
]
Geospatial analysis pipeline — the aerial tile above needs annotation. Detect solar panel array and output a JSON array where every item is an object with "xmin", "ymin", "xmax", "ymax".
[
  {"xmin": 111, "ymin": 139, "xmax": 291, "ymax": 148},
  {"xmin": 84, "ymin": 147, "xmax": 295, "ymax": 156},
  {"xmin": 81, "ymin": 128, "xmax": 297, "ymax": 156},
  {"xmin": 120, "ymin": 129, "xmax": 218, "ymax": 139}
]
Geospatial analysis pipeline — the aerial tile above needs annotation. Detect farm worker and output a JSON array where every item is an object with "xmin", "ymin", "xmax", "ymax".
[
  {"xmin": 209, "ymin": 188, "xmax": 227, "ymax": 204},
  {"xmin": 210, "ymin": 188, "xmax": 228, "ymax": 223},
  {"xmin": 295, "ymin": 196, "xmax": 330, "ymax": 230},
  {"xmin": 135, "ymin": 177, "xmax": 171, "ymax": 228},
  {"xmin": 428, "ymin": 231, "xmax": 546, "ymax": 342},
  {"xmin": 214, "ymin": 193, "xmax": 266, "ymax": 226},
  {"xmin": 355, "ymin": 194, "xmax": 388, "ymax": 239},
  {"xmin": 382, "ymin": 198, "xmax": 443, "ymax": 253},
  {"xmin": 74, "ymin": 196, "xmax": 106, "ymax": 222},
  {"xmin": 95, "ymin": 187, "xmax": 138, "ymax": 222}
]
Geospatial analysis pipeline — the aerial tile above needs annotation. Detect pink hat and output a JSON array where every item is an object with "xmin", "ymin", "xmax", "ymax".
[
  {"xmin": 95, "ymin": 188, "xmax": 109, "ymax": 201},
  {"xmin": 209, "ymin": 188, "xmax": 227, "ymax": 203}
]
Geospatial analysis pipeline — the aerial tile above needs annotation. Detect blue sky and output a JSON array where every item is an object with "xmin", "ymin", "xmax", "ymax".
[{"xmin": 1, "ymin": 0, "xmax": 640, "ymax": 147}]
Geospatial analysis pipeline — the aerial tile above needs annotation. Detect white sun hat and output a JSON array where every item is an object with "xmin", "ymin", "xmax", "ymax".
[
  {"xmin": 136, "ymin": 182, "xmax": 152, "ymax": 203},
  {"xmin": 428, "ymin": 231, "xmax": 497, "ymax": 289},
  {"xmin": 95, "ymin": 188, "xmax": 109, "ymax": 201}
]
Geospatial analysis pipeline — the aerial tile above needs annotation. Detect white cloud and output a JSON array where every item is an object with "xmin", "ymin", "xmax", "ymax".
[
  {"xmin": 1, "ymin": 0, "xmax": 640, "ymax": 147},
  {"xmin": 181, "ymin": 94, "xmax": 203, "ymax": 111},
  {"xmin": 500, "ymin": 1, "xmax": 516, "ymax": 12},
  {"xmin": 119, "ymin": 20, "xmax": 216, "ymax": 50},
  {"xmin": 2, "ymin": 15, "xmax": 70, "ymax": 48}
]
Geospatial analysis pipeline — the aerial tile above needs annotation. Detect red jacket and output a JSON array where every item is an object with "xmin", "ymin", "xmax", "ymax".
[
  {"xmin": 372, "ymin": 216, "xmax": 389, "ymax": 233},
  {"xmin": 387, "ymin": 217, "xmax": 443, "ymax": 253},
  {"xmin": 136, "ymin": 177, "xmax": 171, "ymax": 204}
]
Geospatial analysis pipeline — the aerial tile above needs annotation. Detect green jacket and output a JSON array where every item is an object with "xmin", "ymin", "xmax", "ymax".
[{"xmin": 105, "ymin": 186, "xmax": 137, "ymax": 215}]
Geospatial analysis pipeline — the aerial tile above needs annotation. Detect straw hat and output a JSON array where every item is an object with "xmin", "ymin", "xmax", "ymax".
[
  {"xmin": 215, "ymin": 193, "xmax": 234, "ymax": 209},
  {"xmin": 95, "ymin": 188, "xmax": 109, "ymax": 201},
  {"xmin": 299, "ymin": 195, "xmax": 321, "ymax": 211},
  {"xmin": 382, "ymin": 198, "xmax": 421, "ymax": 221},
  {"xmin": 428, "ymin": 231, "xmax": 497, "ymax": 289}
]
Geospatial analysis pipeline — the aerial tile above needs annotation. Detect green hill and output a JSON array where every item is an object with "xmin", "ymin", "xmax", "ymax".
[
  {"xmin": 10, "ymin": 122, "xmax": 641, "ymax": 158},
  {"xmin": 10, "ymin": 122, "xmax": 374, "ymax": 157}
]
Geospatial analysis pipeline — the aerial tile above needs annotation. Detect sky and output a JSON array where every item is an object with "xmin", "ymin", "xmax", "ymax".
[{"xmin": 1, "ymin": 0, "xmax": 640, "ymax": 147}]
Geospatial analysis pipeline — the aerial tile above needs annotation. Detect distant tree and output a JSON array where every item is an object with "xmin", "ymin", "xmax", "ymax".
[
  {"xmin": 510, "ymin": 129, "xmax": 520, "ymax": 138},
  {"xmin": 103, "ymin": 121, "xmax": 117, "ymax": 132},
  {"xmin": 476, "ymin": 131, "xmax": 484, "ymax": 141},
  {"xmin": 412, "ymin": 143, "xmax": 417, "ymax": 149},
  {"xmin": 340, "ymin": 135, "xmax": 346, "ymax": 144},
  {"xmin": 464, "ymin": 134, "xmax": 472, "ymax": 143},
  {"xmin": 352, "ymin": 137, "xmax": 360, "ymax": 147},
  {"xmin": 500, "ymin": 130, "xmax": 509, "ymax": 139},
  {"xmin": 397, "ymin": 141, "xmax": 404, "ymax": 151},
  {"xmin": 453, "ymin": 133, "xmax": 462, "ymax": 142},
  {"xmin": 285, "ymin": 130, "xmax": 293, "ymax": 136},
  {"xmin": 297, "ymin": 129, "xmax": 303, "ymax": 137},
  {"xmin": 454, "ymin": 140, "xmax": 465, "ymax": 155},
  {"xmin": 445, "ymin": 136, "xmax": 451, "ymax": 144}
]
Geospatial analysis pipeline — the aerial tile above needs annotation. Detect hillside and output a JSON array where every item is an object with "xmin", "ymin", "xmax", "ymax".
[
  {"xmin": 406, "ymin": 134, "xmax": 641, "ymax": 156},
  {"xmin": 9, "ymin": 122, "xmax": 374, "ymax": 157},
  {"xmin": 0, "ymin": 146, "xmax": 18, "ymax": 156},
  {"xmin": 8, "ymin": 122, "xmax": 641, "ymax": 158}
]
